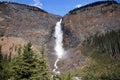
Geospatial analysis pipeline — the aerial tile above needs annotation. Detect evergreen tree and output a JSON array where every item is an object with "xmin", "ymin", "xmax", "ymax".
[
  {"xmin": 0, "ymin": 45, "xmax": 4, "ymax": 80},
  {"xmin": 64, "ymin": 72, "xmax": 72, "ymax": 80},
  {"xmin": 11, "ymin": 42, "xmax": 51, "ymax": 80},
  {"xmin": 0, "ymin": 45, "xmax": 11, "ymax": 80},
  {"xmin": 86, "ymin": 30, "xmax": 120, "ymax": 58}
]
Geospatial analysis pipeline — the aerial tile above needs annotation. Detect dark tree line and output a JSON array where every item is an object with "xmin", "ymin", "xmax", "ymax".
[
  {"xmin": 69, "ymin": 0, "xmax": 118, "ymax": 14},
  {"xmin": 84, "ymin": 30, "xmax": 120, "ymax": 58},
  {"xmin": 0, "ymin": 42, "xmax": 51, "ymax": 80}
]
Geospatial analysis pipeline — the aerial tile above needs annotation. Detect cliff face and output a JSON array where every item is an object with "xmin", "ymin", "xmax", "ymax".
[
  {"xmin": 62, "ymin": 1, "xmax": 120, "ymax": 49},
  {"xmin": 60, "ymin": 1, "xmax": 120, "ymax": 72},
  {"xmin": 0, "ymin": 2, "xmax": 61, "ymax": 55}
]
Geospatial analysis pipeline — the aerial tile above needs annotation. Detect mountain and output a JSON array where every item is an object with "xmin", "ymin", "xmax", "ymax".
[
  {"xmin": 60, "ymin": 1, "xmax": 120, "ymax": 72},
  {"xmin": 0, "ymin": 1, "xmax": 120, "ymax": 73},
  {"xmin": 0, "ymin": 2, "xmax": 61, "ymax": 56},
  {"xmin": 62, "ymin": 1, "xmax": 120, "ymax": 48}
]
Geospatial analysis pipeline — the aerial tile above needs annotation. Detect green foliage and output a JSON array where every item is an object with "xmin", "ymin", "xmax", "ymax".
[
  {"xmin": 54, "ymin": 72, "xmax": 72, "ymax": 80},
  {"xmin": 81, "ymin": 51, "xmax": 120, "ymax": 80},
  {"xmin": 0, "ymin": 45, "xmax": 4, "ymax": 79},
  {"xmin": 69, "ymin": 1, "xmax": 118, "ymax": 14},
  {"xmin": 63, "ymin": 72, "xmax": 72, "ymax": 80},
  {"xmin": 52, "ymin": 71, "xmax": 73, "ymax": 80},
  {"xmin": 77, "ymin": 31, "xmax": 120, "ymax": 80},
  {"xmin": 84, "ymin": 30, "xmax": 120, "ymax": 58},
  {"xmin": 0, "ymin": 45, "xmax": 12, "ymax": 80},
  {"xmin": 0, "ymin": 42, "xmax": 51, "ymax": 80},
  {"xmin": 40, "ymin": 43, "xmax": 45, "ymax": 58},
  {"xmin": 10, "ymin": 42, "xmax": 51, "ymax": 80},
  {"xmin": 53, "ymin": 75, "xmax": 62, "ymax": 80}
]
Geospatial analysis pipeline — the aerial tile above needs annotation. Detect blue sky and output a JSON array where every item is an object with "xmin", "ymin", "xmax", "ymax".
[{"xmin": 0, "ymin": 0, "xmax": 120, "ymax": 16}]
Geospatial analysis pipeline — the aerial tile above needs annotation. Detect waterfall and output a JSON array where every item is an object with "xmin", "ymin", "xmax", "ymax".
[
  {"xmin": 53, "ymin": 19, "xmax": 65, "ymax": 74},
  {"xmin": 52, "ymin": 19, "xmax": 82, "ymax": 80}
]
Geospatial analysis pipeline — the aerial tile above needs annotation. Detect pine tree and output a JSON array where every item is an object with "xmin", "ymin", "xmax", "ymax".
[
  {"xmin": 64, "ymin": 72, "xmax": 72, "ymax": 80},
  {"xmin": 11, "ymin": 42, "xmax": 51, "ymax": 80},
  {"xmin": 0, "ymin": 45, "xmax": 4, "ymax": 80},
  {"xmin": 0, "ymin": 45, "xmax": 11, "ymax": 80}
]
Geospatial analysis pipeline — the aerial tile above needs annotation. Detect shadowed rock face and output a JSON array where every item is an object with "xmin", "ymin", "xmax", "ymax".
[{"xmin": 0, "ymin": 1, "xmax": 120, "ymax": 72}]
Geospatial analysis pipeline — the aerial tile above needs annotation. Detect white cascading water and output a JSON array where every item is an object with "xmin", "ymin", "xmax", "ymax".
[
  {"xmin": 53, "ymin": 19, "xmax": 64, "ymax": 75},
  {"xmin": 52, "ymin": 19, "xmax": 82, "ymax": 80},
  {"xmin": 73, "ymin": 77, "xmax": 82, "ymax": 80}
]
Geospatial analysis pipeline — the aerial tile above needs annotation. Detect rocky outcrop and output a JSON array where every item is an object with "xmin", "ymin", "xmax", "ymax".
[{"xmin": 0, "ymin": 37, "xmax": 26, "ymax": 57}]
